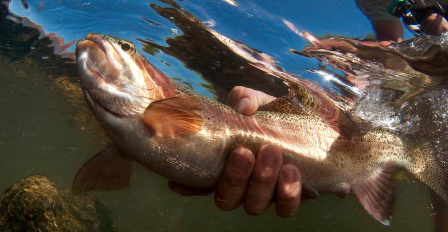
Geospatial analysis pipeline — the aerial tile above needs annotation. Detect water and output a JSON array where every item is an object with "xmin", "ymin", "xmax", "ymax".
[{"xmin": 0, "ymin": 0, "xmax": 446, "ymax": 231}]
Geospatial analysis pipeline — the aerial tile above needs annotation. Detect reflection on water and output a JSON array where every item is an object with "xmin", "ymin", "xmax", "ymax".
[
  {"xmin": 1, "ymin": 0, "xmax": 448, "ymax": 231},
  {"xmin": 139, "ymin": 4, "xmax": 289, "ymax": 102}
]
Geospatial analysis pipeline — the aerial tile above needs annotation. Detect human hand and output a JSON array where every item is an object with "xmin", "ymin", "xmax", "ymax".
[{"xmin": 169, "ymin": 86, "xmax": 303, "ymax": 217}]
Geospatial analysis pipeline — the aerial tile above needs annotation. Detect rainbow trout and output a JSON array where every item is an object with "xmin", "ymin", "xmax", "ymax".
[{"xmin": 74, "ymin": 33, "xmax": 448, "ymax": 225}]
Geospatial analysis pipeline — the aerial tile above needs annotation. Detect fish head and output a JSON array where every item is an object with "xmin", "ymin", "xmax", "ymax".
[{"xmin": 76, "ymin": 33, "xmax": 175, "ymax": 117}]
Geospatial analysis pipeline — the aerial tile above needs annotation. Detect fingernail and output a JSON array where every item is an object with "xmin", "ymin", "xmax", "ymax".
[
  {"xmin": 260, "ymin": 151, "xmax": 277, "ymax": 166},
  {"xmin": 281, "ymin": 168, "xmax": 296, "ymax": 183},
  {"xmin": 232, "ymin": 153, "xmax": 250, "ymax": 170},
  {"xmin": 236, "ymin": 97, "xmax": 251, "ymax": 114}
]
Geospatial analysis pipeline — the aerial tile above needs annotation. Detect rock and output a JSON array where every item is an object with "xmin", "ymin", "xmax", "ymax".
[{"xmin": 0, "ymin": 175, "xmax": 116, "ymax": 232}]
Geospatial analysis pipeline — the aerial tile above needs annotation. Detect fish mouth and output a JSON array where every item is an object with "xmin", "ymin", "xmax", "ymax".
[
  {"xmin": 76, "ymin": 33, "xmax": 118, "ymax": 114},
  {"xmin": 76, "ymin": 33, "xmax": 120, "ymax": 91},
  {"xmin": 76, "ymin": 33, "xmax": 108, "ymax": 58},
  {"xmin": 85, "ymin": 33, "xmax": 108, "ymax": 53}
]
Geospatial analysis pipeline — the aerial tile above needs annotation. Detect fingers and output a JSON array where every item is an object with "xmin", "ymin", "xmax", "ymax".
[
  {"xmin": 243, "ymin": 145, "xmax": 283, "ymax": 215},
  {"xmin": 215, "ymin": 147, "xmax": 256, "ymax": 211},
  {"xmin": 168, "ymin": 181, "xmax": 214, "ymax": 196},
  {"xmin": 276, "ymin": 165, "xmax": 302, "ymax": 217},
  {"xmin": 171, "ymin": 143, "xmax": 303, "ymax": 217},
  {"xmin": 228, "ymin": 86, "xmax": 276, "ymax": 115}
]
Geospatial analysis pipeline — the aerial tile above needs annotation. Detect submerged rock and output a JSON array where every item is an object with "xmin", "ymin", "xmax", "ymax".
[{"xmin": 0, "ymin": 175, "xmax": 116, "ymax": 232}]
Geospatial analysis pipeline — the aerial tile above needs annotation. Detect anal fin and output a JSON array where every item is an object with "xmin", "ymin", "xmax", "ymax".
[
  {"xmin": 352, "ymin": 163, "xmax": 395, "ymax": 226},
  {"xmin": 73, "ymin": 146, "xmax": 132, "ymax": 195}
]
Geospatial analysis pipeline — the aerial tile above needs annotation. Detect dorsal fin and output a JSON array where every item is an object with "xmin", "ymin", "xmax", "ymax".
[
  {"xmin": 352, "ymin": 163, "xmax": 395, "ymax": 226},
  {"xmin": 258, "ymin": 79, "xmax": 320, "ymax": 116},
  {"xmin": 143, "ymin": 96, "xmax": 203, "ymax": 138},
  {"xmin": 258, "ymin": 94, "xmax": 308, "ymax": 115},
  {"xmin": 260, "ymin": 82, "xmax": 371, "ymax": 137}
]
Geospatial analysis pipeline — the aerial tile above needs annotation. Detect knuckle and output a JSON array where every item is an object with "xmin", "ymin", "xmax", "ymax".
[
  {"xmin": 222, "ymin": 174, "xmax": 248, "ymax": 188},
  {"xmin": 260, "ymin": 167, "xmax": 275, "ymax": 179},
  {"xmin": 253, "ymin": 167, "xmax": 277, "ymax": 186},
  {"xmin": 232, "ymin": 86, "xmax": 247, "ymax": 93},
  {"xmin": 278, "ymin": 193, "xmax": 299, "ymax": 203},
  {"xmin": 281, "ymin": 181, "xmax": 301, "ymax": 198}
]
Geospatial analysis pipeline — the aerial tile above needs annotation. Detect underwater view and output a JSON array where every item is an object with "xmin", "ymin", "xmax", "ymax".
[{"xmin": 2, "ymin": 0, "xmax": 448, "ymax": 231}]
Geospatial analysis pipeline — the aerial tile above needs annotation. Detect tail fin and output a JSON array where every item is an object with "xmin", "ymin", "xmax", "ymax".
[{"xmin": 410, "ymin": 142, "xmax": 448, "ymax": 202}]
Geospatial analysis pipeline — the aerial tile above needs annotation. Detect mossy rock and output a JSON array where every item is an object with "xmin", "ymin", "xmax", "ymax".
[{"xmin": 0, "ymin": 175, "xmax": 116, "ymax": 232}]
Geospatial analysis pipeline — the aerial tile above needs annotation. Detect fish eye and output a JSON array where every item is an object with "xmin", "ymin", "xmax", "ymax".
[{"xmin": 121, "ymin": 43, "xmax": 131, "ymax": 51}]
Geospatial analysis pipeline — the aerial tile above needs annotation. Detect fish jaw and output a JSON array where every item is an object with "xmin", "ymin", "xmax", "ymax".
[{"xmin": 76, "ymin": 33, "xmax": 127, "ymax": 91}]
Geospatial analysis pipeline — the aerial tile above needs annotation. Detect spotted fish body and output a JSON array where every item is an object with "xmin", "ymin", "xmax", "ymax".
[
  {"xmin": 74, "ymin": 33, "xmax": 448, "ymax": 226},
  {"xmin": 159, "ymin": 86, "xmax": 427, "ymax": 195}
]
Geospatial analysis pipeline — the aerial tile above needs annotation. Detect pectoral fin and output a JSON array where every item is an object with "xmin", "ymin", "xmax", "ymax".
[
  {"xmin": 352, "ymin": 163, "xmax": 395, "ymax": 226},
  {"xmin": 72, "ymin": 146, "xmax": 132, "ymax": 195},
  {"xmin": 143, "ymin": 96, "xmax": 203, "ymax": 138}
]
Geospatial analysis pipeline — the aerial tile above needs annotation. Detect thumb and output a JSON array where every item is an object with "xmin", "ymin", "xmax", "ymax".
[{"xmin": 228, "ymin": 86, "xmax": 276, "ymax": 115}]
